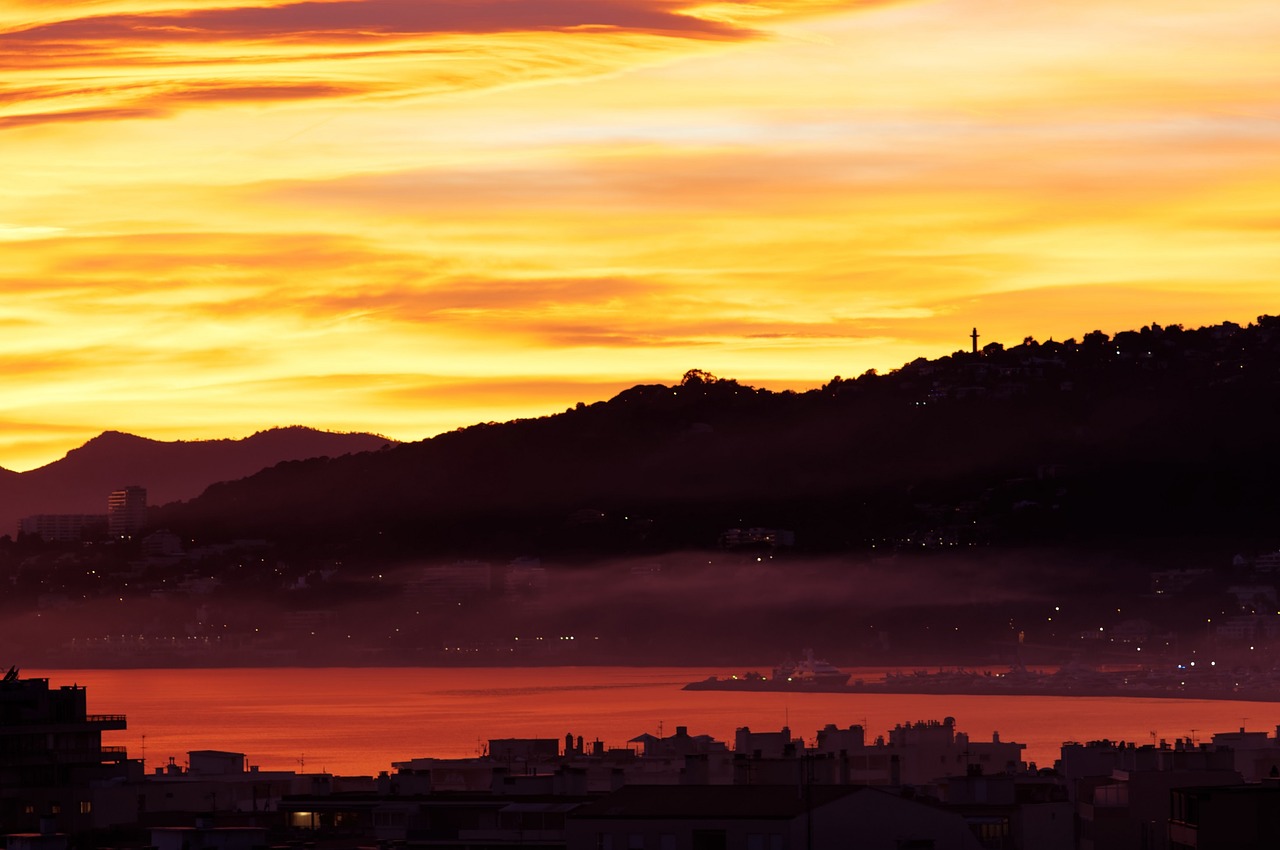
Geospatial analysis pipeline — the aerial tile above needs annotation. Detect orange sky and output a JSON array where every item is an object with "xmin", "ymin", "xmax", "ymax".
[{"xmin": 2, "ymin": 0, "xmax": 1277, "ymax": 471}]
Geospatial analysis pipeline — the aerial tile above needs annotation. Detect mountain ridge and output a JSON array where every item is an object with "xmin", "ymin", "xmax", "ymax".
[
  {"xmin": 0, "ymin": 426, "xmax": 395, "ymax": 536},
  {"xmin": 154, "ymin": 315, "xmax": 1280, "ymax": 561},
  {"xmin": 4, "ymin": 316, "xmax": 1280, "ymax": 667}
]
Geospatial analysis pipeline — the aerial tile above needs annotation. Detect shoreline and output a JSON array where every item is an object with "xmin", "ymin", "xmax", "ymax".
[{"xmin": 684, "ymin": 673, "xmax": 1280, "ymax": 703}]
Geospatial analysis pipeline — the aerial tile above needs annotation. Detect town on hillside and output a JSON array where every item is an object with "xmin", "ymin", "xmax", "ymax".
[{"xmin": 2, "ymin": 316, "xmax": 1280, "ymax": 669}]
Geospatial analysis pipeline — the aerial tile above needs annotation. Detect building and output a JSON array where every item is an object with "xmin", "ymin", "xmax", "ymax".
[
  {"xmin": 0, "ymin": 668, "xmax": 138, "ymax": 836},
  {"xmin": 1169, "ymin": 783, "xmax": 1280, "ymax": 849},
  {"xmin": 86, "ymin": 748, "xmax": 331, "ymax": 830},
  {"xmin": 280, "ymin": 790, "xmax": 590, "ymax": 847},
  {"xmin": 16, "ymin": 514, "xmax": 107, "ymax": 543},
  {"xmin": 565, "ymin": 784, "xmax": 984, "ymax": 850},
  {"xmin": 1209, "ymin": 726, "xmax": 1280, "ymax": 782},
  {"xmin": 107, "ymin": 485, "xmax": 148, "ymax": 539},
  {"xmin": 882, "ymin": 718, "xmax": 1024, "ymax": 786},
  {"xmin": 1072, "ymin": 741, "xmax": 1242, "ymax": 850},
  {"xmin": 150, "ymin": 823, "xmax": 268, "ymax": 850},
  {"xmin": 935, "ymin": 770, "xmax": 1073, "ymax": 850}
]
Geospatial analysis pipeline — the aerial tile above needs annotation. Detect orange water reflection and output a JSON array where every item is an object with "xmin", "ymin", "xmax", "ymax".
[{"xmin": 33, "ymin": 667, "xmax": 1275, "ymax": 775}]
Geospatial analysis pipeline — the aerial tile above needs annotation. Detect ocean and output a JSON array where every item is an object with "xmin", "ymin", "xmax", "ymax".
[{"xmin": 30, "ymin": 666, "xmax": 1275, "ymax": 775}]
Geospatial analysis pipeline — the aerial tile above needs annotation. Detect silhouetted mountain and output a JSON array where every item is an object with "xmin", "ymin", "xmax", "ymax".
[
  {"xmin": 0, "ymin": 427, "xmax": 395, "ymax": 535},
  {"xmin": 155, "ymin": 316, "xmax": 1280, "ymax": 563}
]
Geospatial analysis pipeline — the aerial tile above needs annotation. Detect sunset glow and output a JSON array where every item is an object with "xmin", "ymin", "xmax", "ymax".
[{"xmin": 3, "ymin": 0, "xmax": 1277, "ymax": 470}]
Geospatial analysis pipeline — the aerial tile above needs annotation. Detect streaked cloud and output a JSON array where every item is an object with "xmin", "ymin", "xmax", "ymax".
[
  {"xmin": 0, "ymin": 0, "xmax": 1276, "ymax": 469},
  {"xmin": 1, "ymin": 0, "xmax": 834, "ymax": 131},
  {"xmin": 2, "ymin": 1, "xmax": 749, "ymax": 44}
]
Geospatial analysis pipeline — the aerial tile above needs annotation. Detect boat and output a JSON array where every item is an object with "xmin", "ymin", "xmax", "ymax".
[
  {"xmin": 684, "ymin": 649, "xmax": 850, "ymax": 691},
  {"xmin": 776, "ymin": 648, "xmax": 851, "ymax": 686}
]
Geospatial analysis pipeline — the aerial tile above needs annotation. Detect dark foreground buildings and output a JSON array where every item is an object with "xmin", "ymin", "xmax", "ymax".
[
  {"xmin": 0, "ymin": 667, "xmax": 137, "ymax": 836},
  {"xmin": 6, "ymin": 670, "xmax": 1280, "ymax": 849}
]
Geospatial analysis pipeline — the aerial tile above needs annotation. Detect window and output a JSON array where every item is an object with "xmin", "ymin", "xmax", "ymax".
[
  {"xmin": 748, "ymin": 834, "xmax": 764, "ymax": 850},
  {"xmin": 976, "ymin": 822, "xmax": 1008, "ymax": 842},
  {"xmin": 661, "ymin": 834, "xmax": 676, "ymax": 850},
  {"xmin": 598, "ymin": 833, "xmax": 614, "ymax": 850},
  {"xmin": 629, "ymin": 834, "xmax": 644, "ymax": 850},
  {"xmin": 692, "ymin": 830, "xmax": 727, "ymax": 850},
  {"xmin": 289, "ymin": 812, "xmax": 317, "ymax": 830},
  {"xmin": 79, "ymin": 802, "xmax": 92, "ymax": 815}
]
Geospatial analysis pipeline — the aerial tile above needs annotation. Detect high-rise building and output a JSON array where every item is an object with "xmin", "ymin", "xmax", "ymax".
[
  {"xmin": 106, "ymin": 485, "xmax": 147, "ymax": 539},
  {"xmin": 0, "ymin": 668, "xmax": 134, "ymax": 835}
]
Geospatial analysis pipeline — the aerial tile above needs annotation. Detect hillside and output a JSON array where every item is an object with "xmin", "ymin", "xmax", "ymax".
[
  {"xmin": 5, "ymin": 317, "xmax": 1280, "ymax": 667},
  {"xmin": 156, "ymin": 317, "xmax": 1280, "ymax": 562},
  {"xmin": 0, "ymin": 426, "xmax": 395, "ymax": 535}
]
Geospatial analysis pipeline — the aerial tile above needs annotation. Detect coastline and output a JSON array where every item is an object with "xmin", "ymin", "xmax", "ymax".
[{"xmin": 684, "ymin": 669, "xmax": 1280, "ymax": 703}]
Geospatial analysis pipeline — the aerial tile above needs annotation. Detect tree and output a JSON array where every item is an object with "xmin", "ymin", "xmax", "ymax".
[
  {"xmin": 1082, "ymin": 330, "xmax": 1109, "ymax": 347},
  {"xmin": 681, "ymin": 369, "xmax": 718, "ymax": 386}
]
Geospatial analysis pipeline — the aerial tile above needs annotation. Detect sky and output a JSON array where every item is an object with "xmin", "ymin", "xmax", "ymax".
[{"xmin": 2, "ymin": 0, "xmax": 1278, "ymax": 471}]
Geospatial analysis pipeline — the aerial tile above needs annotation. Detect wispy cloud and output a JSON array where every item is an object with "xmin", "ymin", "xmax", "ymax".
[
  {"xmin": 2, "ymin": 0, "xmax": 752, "ymax": 44},
  {"xmin": 0, "ymin": 0, "xmax": 1276, "ymax": 468},
  {"xmin": 0, "ymin": 0, "xmax": 803, "ymax": 127}
]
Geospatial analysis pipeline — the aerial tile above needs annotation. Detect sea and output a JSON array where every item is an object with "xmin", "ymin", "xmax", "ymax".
[{"xmin": 29, "ymin": 666, "xmax": 1278, "ymax": 776}]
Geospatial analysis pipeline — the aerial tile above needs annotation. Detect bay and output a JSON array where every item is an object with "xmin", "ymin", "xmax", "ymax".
[{"xmin": 30, "ymin": 667, "xmax": 1276, "ymax": 776}]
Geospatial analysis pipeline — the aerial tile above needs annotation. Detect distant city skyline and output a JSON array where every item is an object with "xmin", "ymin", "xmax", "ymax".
[{"xmin": 2, "ymin": 0, "xmax": 1277, "ymax": 470}]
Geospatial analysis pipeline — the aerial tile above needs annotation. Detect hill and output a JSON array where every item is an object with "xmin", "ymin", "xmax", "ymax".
[
  {"xmin": 155, "ymin": 317, "xmax": 1280, "ymax": 563},
  {"xmin": 0, "ymin": 426, "xmax": 395, "ymax": 536},
  {"xmin": 6, "ymin": 316, "xmax": 1280, "ymax": 667}
]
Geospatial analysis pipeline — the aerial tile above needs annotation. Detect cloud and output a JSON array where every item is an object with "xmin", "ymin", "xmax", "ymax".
[
  {"xmin": 0, "ymin": 106, "xmax": 165, "ymax": 129},
  {"xmin": 1, "ymin": 0, "xmax": 1276, "ymax": 473},
  {"xmin": 3, "ymin": 0, "xmax": 751, "ymax": 44},
  {"xmin": 159, "ymin": 82, "xmax": 364, "ymax": 103},
  {"xmin": 0, "ymin": 1, "xmax": 805, "ymax": 129},
  {"xmin": 0, "ymin": 223, "xmax": 66, "ymax": 240},
  {"xmin": 485, "ymin": 552, "xmax": 1052, "ymax": 623}
]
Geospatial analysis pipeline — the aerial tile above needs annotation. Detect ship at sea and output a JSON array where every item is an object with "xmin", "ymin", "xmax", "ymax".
[{"xmin": 684, "ymin": 649, "xmax": 851, "ymax": 691}]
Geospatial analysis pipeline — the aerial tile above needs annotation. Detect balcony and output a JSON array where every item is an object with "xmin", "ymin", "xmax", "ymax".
[
  {"xmin": 86, "ymin": 714, "xmax": 128, "ymax": 730},
  {"xmin": 0, "ymin": 746, "xmax": 129, "ymax": 765},
  {"xmin": 0, "ymin": 714, "xmax": 127, "ymax": 732}
]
